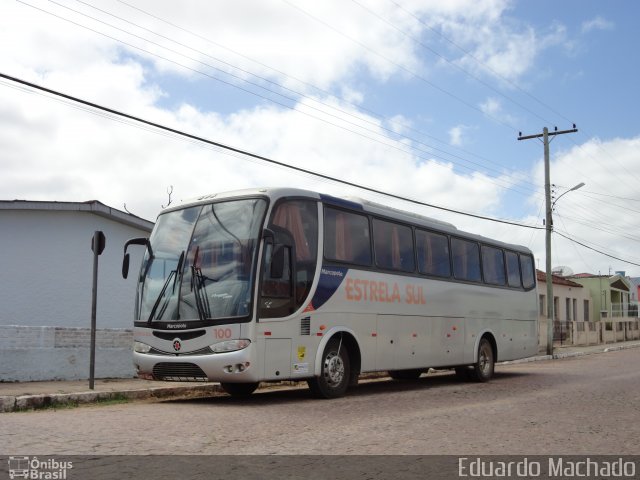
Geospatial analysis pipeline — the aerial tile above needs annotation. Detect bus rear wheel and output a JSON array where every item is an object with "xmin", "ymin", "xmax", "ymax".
[
  {"xmin": 220, "ymin": 382, "xmax": 259, "ymax": 397},
  {"xmin": 470, "ymin": 338, "xmax": 494, "ymax": 382},
  {"xmin": 308, "ymin": 339, "xmax": 350, "ymax": 399}
]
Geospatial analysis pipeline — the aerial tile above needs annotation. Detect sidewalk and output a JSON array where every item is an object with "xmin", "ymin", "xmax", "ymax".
[
  {"xmin": 2, "ymin": 341, "xmax": 639, "ymax": 413},
  {"xmin": 0, "ymin": 378, "xmax": 225, "ymax": 413}
]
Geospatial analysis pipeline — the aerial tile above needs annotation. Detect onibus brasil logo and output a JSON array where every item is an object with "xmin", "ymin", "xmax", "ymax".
[{"xmin": 7, "ymin": 457, "xmax": 73, "ymax": 479}]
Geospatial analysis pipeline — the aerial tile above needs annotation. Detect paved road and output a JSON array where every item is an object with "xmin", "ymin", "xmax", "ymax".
[{"xmin": 2, "ymin": 348, "xmax": 639, "ymax": 455}]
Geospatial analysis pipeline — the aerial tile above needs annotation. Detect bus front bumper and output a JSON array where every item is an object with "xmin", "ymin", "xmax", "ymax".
[{"xmin": 133, "ymin": 344, "xmax": 259, "ymax": 383}]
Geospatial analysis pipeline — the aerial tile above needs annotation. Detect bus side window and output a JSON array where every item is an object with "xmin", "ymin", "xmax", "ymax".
[
  {"xmin": 416, "ymin": 230, "xmax": 451, "ymax": 277},
  {"xmin": 505, "ymin": 251, "xmax": 522, "ymax": 287},
  {"xmin": 373, "ymin": 218, "xmax": 415, "ymax": 272},
  {"xmin": 324, "ymin": 207, "xmax": 371, "ymax": 266},
  {"xmin": 481, "ymin": 245, "xmax": 506, "ymax": 286},
  {"xmin": 519, "ymin": 254, "xmax": 536, "ymax": 289},
  {"xmin": 260, "ymin": 200, "xmax": 318, "ymax": 318},
  {"xmin": 452, "ymin": 238, "xmax": 481, "ymax": 282}
]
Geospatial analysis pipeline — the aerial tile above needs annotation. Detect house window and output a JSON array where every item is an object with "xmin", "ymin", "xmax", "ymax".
[
  {"xmin": 539, "ymin": 294, "xmax": 545, "ymax": 315},
  {"xmin": 573, "ymin": 299, "xmax": 578, "ymax": 323},
  {"xmin": 583, "ymin": 300, "xmax": 590, "ymax": 321},
  {"xmin": 554, "ymin": 297, "xmax": 559, "ymax": 320},
  {"xmin": 566, "ymin": 298, "xmax": 571, "ymax": 322}
]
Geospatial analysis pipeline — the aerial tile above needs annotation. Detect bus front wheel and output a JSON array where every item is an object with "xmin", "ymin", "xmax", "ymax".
[
  {"xmin": 470, "ymin": 338, "xmax": 494, "ymax": 382},
  {"xmin": 308, "ymin": 339, "xmax": 350, "ymax": 399},
  {"xmin": 220, "ymin": 382, "xmax": 260, "ymax": 397}
]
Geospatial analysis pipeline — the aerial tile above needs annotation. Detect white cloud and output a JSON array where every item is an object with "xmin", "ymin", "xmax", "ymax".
[
  {"xmin": 448, "ymin": 124, "xmax": 469, "ymax": 146},
  {"xmin": 433, "ymin": 4, "xmax": 567, "ymax": 83},
  {"xmin": 526, "ymin": 136, "xmax": 640, "ymax": 275},
  {"xmin": 478, "ymin": 97, "xmax": 516, "ymax": 125},
  {"xmin": 0, "ymin": 75, "xmax": 512, "ymax": 225},
  {"xmin": 2, "ymin": 0, "xmax": 639, "ymax": 279},
  {"xmin": 386, "ymin": 115, "xmax": 413, "ymax": 135},
  {"xmin": 581, "ymin": 16, "xmax": 615, "ymax": 34},
  {"xmin": 0, "ymin": 0, "xmax": 529, "ymax": 222}
]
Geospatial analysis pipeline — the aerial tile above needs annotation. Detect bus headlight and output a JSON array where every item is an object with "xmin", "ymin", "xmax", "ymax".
[
  {"xmin": 211, "ymin": 339, "xmax": 251, "ymax": 353},
  {"xmin": 134, "ymin": 341, "xmax": 152, "ymax": 353}
]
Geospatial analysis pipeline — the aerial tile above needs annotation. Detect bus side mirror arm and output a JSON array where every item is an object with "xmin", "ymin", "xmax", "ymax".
[
  {"xmin": 262, "ymin": 228, "xmax": 275, "ymax": 243},
  {"xmin": 270, "ymin": 245, "xmax": 286, "ymax": 279},
  {"xmin": 122, "ymin": 237, "xmax": 152, "ymax": 279},
  {"xmin": 263, "ymin": 228, "xmax": 285, "ymax": 278}
]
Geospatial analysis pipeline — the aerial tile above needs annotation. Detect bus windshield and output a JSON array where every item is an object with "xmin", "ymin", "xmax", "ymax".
[{"xmin": 136, "ymin": 198, "xmax": 267, "ymax": 323}]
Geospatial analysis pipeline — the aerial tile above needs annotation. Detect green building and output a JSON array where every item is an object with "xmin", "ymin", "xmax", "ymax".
[{"xmin": 568, "ymin": 273, "xmax": 633, "ymax": 320}]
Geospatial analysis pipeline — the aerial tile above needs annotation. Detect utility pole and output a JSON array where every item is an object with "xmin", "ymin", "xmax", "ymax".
[{"xmin": 518, "ymin": 125, "xmax": 578, "ymax": 356}]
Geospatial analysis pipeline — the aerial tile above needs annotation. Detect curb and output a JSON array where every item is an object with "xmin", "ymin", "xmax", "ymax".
[
  {"xmin": 603, "ymin": 342, "xmax": 640, "ymax": 353},
  {"xmin": 3, "ymin": 343, "xmax": 640, "ymax": 412},
  {"xmin": 0, "ymin": 383, "xmax": 224, "ymax": 413},
  {"xmin": 501, "ymin": 341, "xmax": 640, "ymax": 365}
]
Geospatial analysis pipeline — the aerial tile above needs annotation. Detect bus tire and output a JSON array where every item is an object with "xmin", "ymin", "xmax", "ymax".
[
  {"xmin": 388, "ymin": 369, "xmax": 423, "ymax": 380},
  {"xmin": 220, "ymin": 382, "xmax": 259, "ymax": 396},
  {"xmin": 470, "ymin": 338, "xmax": 494, "ymax": 382},
  {"xmin": 308, "ymin": 339, "xmax": 350, "ymax": 399}
]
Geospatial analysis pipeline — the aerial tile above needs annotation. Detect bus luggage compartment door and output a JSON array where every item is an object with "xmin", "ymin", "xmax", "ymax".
[
  {"xmin": 376, "ymin": 315, "xmax": 429, "ymax": 370},
  {"xmin": 263, "ymin": 338, "xmax": 292, "ymax": 380}
]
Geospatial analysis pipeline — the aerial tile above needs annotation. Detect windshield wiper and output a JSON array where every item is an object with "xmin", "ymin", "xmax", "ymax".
[
  {"xmin": 147, "ymin": 251, "xmax": 184, "ymax": 323},
  {"xmin": 190, "ymin": 246, "xmax": 211, "ymax": 321}
]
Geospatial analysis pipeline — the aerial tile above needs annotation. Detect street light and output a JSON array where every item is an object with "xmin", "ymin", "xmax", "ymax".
[
  {"xmin": 545, "ymin": 181, "xmax": 585, "ymax": 355},
  {"xmin": 552, "ymin": 182, "xmax": 585, "ymax": 212}
]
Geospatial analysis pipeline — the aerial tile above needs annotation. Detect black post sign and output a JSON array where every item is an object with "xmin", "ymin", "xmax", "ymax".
[{"xmin": 89, "ymin": 231, "xmax": 105, "ymax": 390}]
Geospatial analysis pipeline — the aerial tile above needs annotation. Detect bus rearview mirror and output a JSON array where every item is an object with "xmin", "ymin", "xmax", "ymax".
[{"xmin": 122, "ymin": 253, "xmax": 130, "ymax": 279}]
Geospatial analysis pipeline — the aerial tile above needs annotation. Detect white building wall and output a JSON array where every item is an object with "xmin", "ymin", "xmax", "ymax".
[
  {"xmin": 0, "ymin": 205, "xmax": 153, "ymax": 380},
  {"xmin": 0, "ymin": 209, "xmax": 148, "ymax": 328},
  {"xmin": 537, "ymin": 280, "xmax": 591, "ymax": 323}
]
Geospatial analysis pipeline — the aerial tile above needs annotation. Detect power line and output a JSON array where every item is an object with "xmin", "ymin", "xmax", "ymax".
[
  {"xmin": 386, "ymin": 0, "xmax": 575, "ymax": 128},
  {"xmin": 555, "ymin": 215, "xmax": 596, "ymax": 273},
  {"xmin": 85, "ymin": 0, "xmax": 541, "ymax": 191},
  {"xmin": 385, "ymin": 0, "xmax": 640, "ymax": 189},
  {"xmin": 281, "ymin": 0, "xmax": 519, "ymax": 132},
  {"xmin": 20, "ymin": 0, "xmax": 540, "ymax": 198},
  {"xmin": 574, "ymin": 189, "xmax": 640, "ymax": 203},
  {"xmin": 0, "ymin": 71, "xmax": 543, "ymax": 230},
  {"xmin": 113, "ymin": 0, "xmax": 521, "ymax": 176},
  {"xmin": 555, "ymin": 213, "xmax": 640, "ymax": 245},
  {"xmin": 555, "ymin": 231, "xmax": 640, "ymax": 268},
  {"xmin": 350, "ymin": 0, "xmax": 554, "ymax": 126}
]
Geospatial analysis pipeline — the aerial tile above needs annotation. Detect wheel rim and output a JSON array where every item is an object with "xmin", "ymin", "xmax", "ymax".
[
  {"xmin": 479, "ymin": 343, "xmax": 492, "ymax": 375},
  {"xmin": 323, "ymin": 351, "xmax": 345, "ymax": 387}
]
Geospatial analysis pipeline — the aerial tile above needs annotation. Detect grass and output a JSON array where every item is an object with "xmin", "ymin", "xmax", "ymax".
[{"xmin": 15, "ymin": 393, "xmax": 130, "ymax": 412}]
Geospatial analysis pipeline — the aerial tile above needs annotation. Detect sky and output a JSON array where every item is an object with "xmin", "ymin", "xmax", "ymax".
[{"xmin": 1, "ymin": 0, "xmax": 639, "ymax": 277}]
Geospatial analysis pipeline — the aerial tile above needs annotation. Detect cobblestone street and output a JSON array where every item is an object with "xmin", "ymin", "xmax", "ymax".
[{"xmin": 1, "ymin": 348, "xmax": 639, "ymax": 456}]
